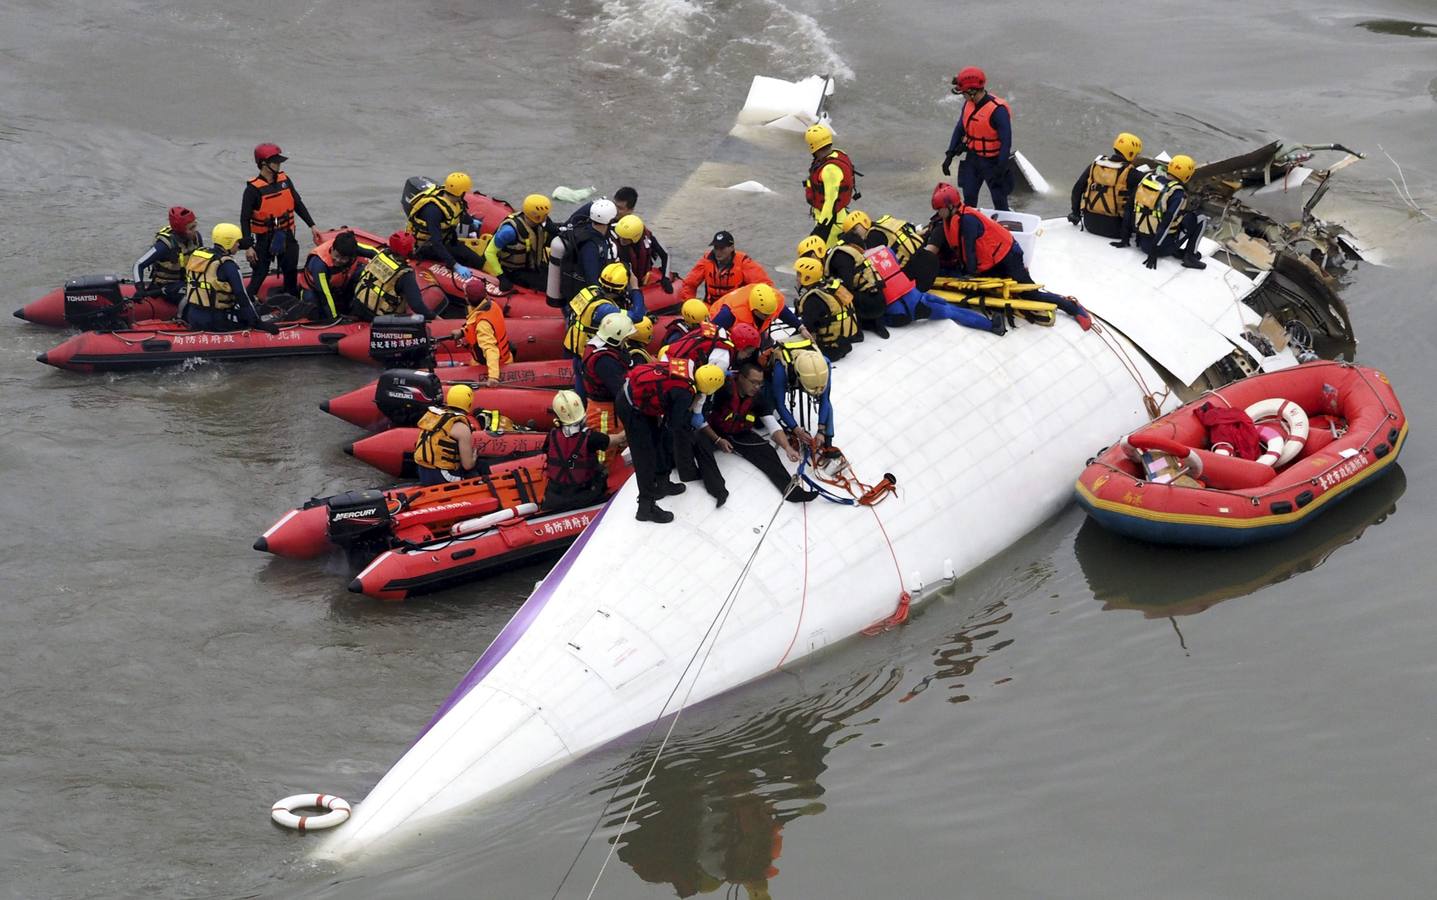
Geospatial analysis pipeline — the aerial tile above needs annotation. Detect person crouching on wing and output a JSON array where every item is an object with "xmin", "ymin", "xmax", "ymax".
[
  {"xmin": 618, "ymin": 359, "xmax": 727, "ymax": 523},
  {"xmin": 1112, "ymin": 154, "xmax": 1207, "ymax": 271},
  {"xmin": 1068, "ymin": 132, "xmax": 1147, "ymax": 239},
  {"xmin": 764, "ymin": 340, "xmax": 835, "ymax": 451},
  {"xmin": 701, "ymin": 361, "xmax": 817, "ymax": 503},
  {"xmin": 540, "ymin": 390, "xmax": 627, "ymax": 514}
]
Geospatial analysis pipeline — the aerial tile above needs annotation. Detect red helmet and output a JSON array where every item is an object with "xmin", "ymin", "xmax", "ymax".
[
  {"xmin": 253, "ymin": 142, "xmax": 286, "ymax": 166},
  {"xmin": 953, "ymin": 66, "xmax": 986, "ymax": 92},
  {"xmin": 167, "ymin": 206, "xmax": 196, "ymax": 232},
  {"xmin": 388, "ymin": 231, "xmax": 416, "ymax": 257},
  {"xmin": 729, "ymin": 322, "xmax": 760, "ymax": 352},
  {"xmin": 931, "ymin": 183, "xmax": 962, "ymax": 210}
]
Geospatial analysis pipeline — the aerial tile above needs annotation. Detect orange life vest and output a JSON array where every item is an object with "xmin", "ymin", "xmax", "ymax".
[
  {"xmin": 299, "ymin": 237, "xmax": 359, "ymax": 292},
  {"xmin": 247, "ymin": 171, "xmax": 297, "ymax": 234},
  {"xmin": 463, "ymin": 302, "xmax": 513, "ymax": 365},
  {"xmin": 942, "ymin": 209, "xmax": 1015, "ymax": 274},
  {"xmin": 709, "ymin": 284, "xmax": 787, "ymax": 330},
  {"xmin": 961, "ymin": 95, "xmax": 1010, "ymax": 159}
]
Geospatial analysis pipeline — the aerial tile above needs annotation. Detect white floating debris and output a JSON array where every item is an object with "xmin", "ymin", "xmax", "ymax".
[
  {"xmin": 737, "ymin": 75, "xmax": 834, "ymax": 130},
  {"xmin": 726, "ymin": 181, "xmax": 774, "ymax": 193},
  {"xmin": 551, "ymin": 186, "xmax": 595, "ymax": 203}
]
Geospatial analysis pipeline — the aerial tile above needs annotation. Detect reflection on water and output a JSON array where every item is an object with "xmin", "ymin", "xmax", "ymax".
[
  {"xmin": 1355, "ymin": 19, "xmax": 1437, "ymax": 39},
  {"xmin": 593, "ymin": 668, "xmax": 902, "ymax": 898},
  {"xmin": 897, "ymin": 600, "xmax": 1016, "ymax": 704},
  {"xmin": 1076, "ymin": 466, "xmax": 1406, "ymax": 619}
]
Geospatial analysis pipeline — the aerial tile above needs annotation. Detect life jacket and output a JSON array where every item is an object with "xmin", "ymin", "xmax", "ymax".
[
  {"xmin": 406, "ymin": 185, "xmax": 464, "ymax": 244},
  {"xmin": 863, "ymin": 245, "xmax": 917, "ymax": 303},
  {"xmin": 493, "ymin": 212, "xmax": 550, "ymax": 273},
  {"xmin": 472, "ymin": 408, "xmax": 514, "ymax": 433},
  {"xmin": 709, "ymin": 284, "xmax": 787, "ymax": 331},
  {"xmin": 660, "ymin": 319, "xmax": 693, "ymax": 346},
  {"xmin": 183, "ymin": 247, "xmax": 238, "ymax": 310},
  {"xmin": 581, "ymin": 343, "xmax": 626, "ymax": 401},
  {"xmin": 626, "ymin": 359, "xmax": 696, "ymax": 418},
  {"xmin": 660, "ymin": 321, "xmax": 733, "ymax": 364},
  {"xmin": 942, "ymin": 209, "xmax": 1014, "ymax": 274},
  {"xmin": 870, "ymin": 215, "xmax": 924, "ymax": 267},
  {"xmin": 961, "ymin": 95, "xmax": 1010, "ymax": 159},
  {"xmin": 826, "ymin": 242, "xmax": 881, "ymax": 296},
  {"xmin": 761, "ymin": 338, "xmax": 819, "ymax": 391},
  {"xmin": 351, "ymin": 249, "xmax": 410, "ymax": 317},
  {"xmin": 463, "ymin": 301, "xmax": 513, "ymax": 365},
  {"xmin": 247, "ymin": 171, "xmax": 297, "ymax": 234},
  {"xmin": 690, "ymin": 250, "xmax": 762, "ymax": 299},
  {"xmin": 564, "ymin": 285, "xmax": 628, "ymax": 355},
  {"xmin": 299, "ymin": 236, "xmax": 360, "ymax": 293},
  {"xmin": 799, "ymin": 277, "xmax": 860, "ymax": 348},
  {"xmin": 627, "ymin": 345, "xmax": 653, "ymax": 366},
  {"xmin": 543, "ymin": 426, "xmax": 602, "ymax": 488},
  {"xmin": 710, "ymin": 384, "xmax": 760, "ymax": 437},
  {"xmin": 618, "ymin": 229, "xmax": 654, "ymax": 282},
  {"xmin": 804, "ymin": 147, "xmax": 856, "ymax": 212},
  {"xmin": 413, "ymin": 406, "xmax": 469, "ymax": 471},
  {"xmin": 151, "ymin": 226, "xmax": 199, "ymax": 285},
  {"xmin": 556, "ymin": 222, "xmax": 616, "ymax": 302},
  {"xmin": 1082, "ymin": 156, "xmax": 1139, "ymax": 219},
  {"xmin": 1132, "ymin": 172, "xmax": 1185, "ymax": 239}
]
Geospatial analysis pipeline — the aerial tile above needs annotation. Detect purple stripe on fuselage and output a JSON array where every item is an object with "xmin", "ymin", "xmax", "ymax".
[{"xmin": 416, "ymin": 500, "xmax": 613, "ymax": 740}]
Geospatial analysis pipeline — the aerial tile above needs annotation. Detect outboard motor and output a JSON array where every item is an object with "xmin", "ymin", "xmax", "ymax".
[
  {"xmin": 375, "ymin": 368, "xmax": 442, "ymax": 427},
  {"xmin": 63, "ymin": 275, "xmax": 127, "ymax": 329},
  {"xmin": 325, "ymin": 489, "xmax": 393, "ymax": 551},
  {"xmin": 401, "ymin": 175, "xmax": 437, "ymax": 217},
  {"xmin": 369, "ymin": 314, "xmax": 433, "ymax": 369}
]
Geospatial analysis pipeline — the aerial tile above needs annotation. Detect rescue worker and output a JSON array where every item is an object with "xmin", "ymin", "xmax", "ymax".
[
  {"xmin": 863, "ymin": 214, "xmax": 927, "ymax": 267},
  {"xmin": 241, "ymin": 143, "xmax": 320, "ymax": 298},
  {"xmin": 540, "ymin": 390, "xmax": 627, "ymax": 514},
  {"xmin": 862, "ymin": 243, "xmax": 1006, "ymax": 335},
  {"xmin": 926, "ymin": 184, "xmax": 1092, "ymax": 329},
  {"xmin": 1068, "ymin": 132, "xmax": 1147, "ymax": 239},
  {"xmin": 626, "ymin": 316, "xmax": 655, "ymax": 366},
  {"xmin": 765, "ymin": 341, "xmax": 834, "ymax": 450},
  {"xmin": 701, "ymin": 361, "xmax": 816, "ymax": 502},
  {"xmin": 614, "ymin": 214, "xmax": 674, "ymax": 293},
  {"xmin": 618, "ymin": 359, "xmax": 727, "ymax": 522},
  {"xmin": 822, "ymin": 210, "xmax": 889, "ymax": 334},
  {"xmin": 133, "ymin": 206, "xmax": 201, "ymax": 304},
  {"xmin": 453, "ymin": 291, "xmax": 511, "ymax": 386},
  {"xmin": 1113, "ymin": 154, "xmax": 1207, "ymax": 270},
  {"xmin": 567, "ymin": 185, "xmax": 638, "ymax": 225},
  {"xmin": 791, "ymin": 257, "xmax": 861, "ymax": 359},
  {"xmin": 299, "ymin": 230, "xmax": 376, "ymax": 321},
  {"xmin": 660, "ymin": 299, "xmax": 710, "ymax": 345},
  {"xmin": 707, "ymin": 283, "xmax": 809, "ymax": 339},
  {"xmin": 661, "ymin": 320, "xmax": 761, "ymax": 372},
  {"xmin": 181, "ymin": 222, "xmax": 275, "ymax": 333},
  {"xmin": 484, "ymin": 193, "xmax": 555, "ymax": 291},
  {"xmin": 350, "ymin": 232, "xmax": 433, "ymax": 321},
  {"xmin": 795, "ymin": 235, "xmax": 827, "ymax": 262},
  {"xmin": 407, "ymin": 171, "xmax": 486, "ymax": 277},
  {"xmin": 677, "ymin": 231, "xmax": 774, "ymax": 302},
  {"xmin": 564, "ymin": 262, "xmax": 635, "ymax": 357},
  {"xmin": 579, "ymin": 312, "xmax": 635, "ymax": 439},
  {"xmin": 550, "ymin": 198, "xmax": 619, "ymax": 305},
  {"xmin": 803, "ymin": 123, "xmax": 860, "ymax": 246},
  {"xmin": 941, "ymin": 67, "xmax": 1013, "ymax": 210},
  {"xmin": 414, "ymin": 384, "xmax": 484, "ymax": 486}
]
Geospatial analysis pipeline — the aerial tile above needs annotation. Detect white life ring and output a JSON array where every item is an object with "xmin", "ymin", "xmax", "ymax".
[
  {"xmin": 1244, "ymin": 397, "xmax": 1310, "ymax": 467},
  {"xmin": 271, "ymin": 793, "xmax": 351, "ymax": 831}
]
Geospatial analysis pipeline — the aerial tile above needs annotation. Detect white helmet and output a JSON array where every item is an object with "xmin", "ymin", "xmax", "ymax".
[
  {"xmin": 552, "ymin": 390, "xmax": 586, "ymax": 426},
  {"xmin": 589, "ymin": 198, "xmax": 618, "ymax": 226},
  {"xmin": 596, "ymin": 311, "xmax": 636, "ymax": 345}
]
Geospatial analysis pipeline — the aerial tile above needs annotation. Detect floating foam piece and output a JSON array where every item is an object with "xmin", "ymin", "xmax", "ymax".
[
  {"xmin": 551, "ymin": 186, "xmax": 595, "ymax": 203},
  {"xmin": 737, "ymin": 75, "xmax": 834, "ymax": 129},
  {"xmin": 726, "ymin": 181, "xmax": 774, "ymax": 193}
]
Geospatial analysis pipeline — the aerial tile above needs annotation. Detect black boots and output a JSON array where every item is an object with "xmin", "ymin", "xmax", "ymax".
[
  {"xmin": 659, "ymin": 479, "xmax": 687, "ymax": 496},
  {"xmin": 987, "ymin": 311, "xmax": 1007, "ymax": 336},
  {"xmin": 1181, "ymin": 252, "xmax": 1207, "ymax": 270},
  {"xmin": 636, "ymin": 501, "xmax": 674, "ymax": 523}
]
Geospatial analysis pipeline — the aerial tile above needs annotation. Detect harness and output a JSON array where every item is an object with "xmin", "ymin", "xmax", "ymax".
[
  {"xmin": 544, "ymin": 426, "xmax": 602, "ymax": 488},
  {"xmin": 870, "ymin": 215, "xmax": 924, "ymax": 267},
  {"xmin": 406, "ymin": 186, "xmax": 464, "ymax": 244},
  {"xmin": 1133, "ymin": 172, "xmax": 1185, "ymax": 240},
  {"xmin": 1082, "ymin": 156, "xmax": 1138, "ymax": 218},
  {"xmin": 414, "ymin": 406, "xmax": 469, "ymax": 470},
  {"xmin": 661, "ymin": 321, "xmax": 733, "ymax": 363},
  {"xmin": 800, "ymin": 278, "xmax": 859, "ymax": 348},
  {"xmin": 151, "ymin": 226, "xmax": 198, "ymax": 284},
  {"xmin": 564, "ymin": 285, "xmax": 628, "ymax": 355},
  {"xmin": 183, "ymin": 247, "xmax": 237, "ymax": 310},
  {"xmin": 493, "ymin": 212, "xmax": 549, "ymax": 273},
  {"xmin": 352, "ymin": 249, "xmax": 409, "ymax": 317},
  {"xmin": 826, "ymin": 243, "xmax": 880, "ymax": 295},
  {"xmin": 804, "ymin": 147, "xmax": 857, "ymax": 211}
]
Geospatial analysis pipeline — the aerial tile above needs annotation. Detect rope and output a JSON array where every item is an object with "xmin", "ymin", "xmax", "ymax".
[
  {"xmin": 1086, "ymin": 319, "xmax": 1168, "ymax": 419},
  {"xmin": 551, "ymin": 482, "xmax": 797, "ymax": 900}
]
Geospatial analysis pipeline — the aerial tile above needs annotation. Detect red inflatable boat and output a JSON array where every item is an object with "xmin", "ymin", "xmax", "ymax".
[
  {"xmin": 322, "ymin": 362, "xmax": 573, "ymax": 431},
  {"xmin": 347, "ymin": 424, "xmax": 550, "ymax": 479},
  {"xmin": 1075, "ymin": 361, "xmax": 1407, "ymax": 546}
]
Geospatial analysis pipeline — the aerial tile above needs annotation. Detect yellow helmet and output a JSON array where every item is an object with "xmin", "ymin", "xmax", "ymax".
[
  {"xmin": 681, "ymin": 299, "xmax": 708, "ymax": 326},
  {"xmin": 1113, "ymin": 132, "xmax": 1143, "ymax": 162},
  {"xmin": 796, "ymin": 235, "xmax": 827, "ymax": 259},
  {"xmin": 551, "ymin": 389, "xmax": 585, "ymax": 426},
  {"xmin": 599, "ymin": 262, "xmax": 629, "ymax": 293},
  {"xmin": 694, "ymin": 364, "xmax": 726, "ymax": 395},
  {"xmin": 793, "ymin": 257, "xmax": 825, "ymax": 287},
  {"xmin": 749, "ymin": 284, "xmax": 779, "ymax": 317},
  {"xmin": 843, "ymin": 209, "xmax": 872, "ymax": 233},
  {"xmin": 443, "ymin": 172, "xmax": 473, "ymax": 197},
  {"xmin": 445, "ymin": 383, "xmax": 475, "ymax": 411},
  {"xmin": 791, "ymin": 349, "xmax": 829, "ymax": 395},
  {"xmin": 211, "ymin": 222, "xmax": 243, "ymax": 251},
  {"xmin": 522, "ymin": 193, "xmax": 551, "ymax": 221},
  {"xmin": 1167, "ymin": 154, "xmax": 1196, "ymax": 183},
  {"xmin": 805, "ymin": 123, "xmax": 834, "ymax": 154},
  {"xmin": 614, "ymin": 214, "xmax": 645, "ymax": 243},
  {"xmin": 629, "ymin": 315, "xmax": 654, "ymax": 345}
]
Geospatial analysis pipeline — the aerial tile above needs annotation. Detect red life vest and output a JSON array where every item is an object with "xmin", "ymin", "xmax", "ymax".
[
  {"xmin": 804, "ymin": 148, "xmax": 856, "ymax": 211},
  {"xmin": 620, "ymin": 229, "xmax": 654, "ymax": 282},
  {"xmin": 710, "ymin": 386, "xmax": 759, "ymax": 437},
  {"xmin": 961, "ymin": 95, "xmax": 1010, "ymax": 159},
  {"xmin": 862, "ymin": 245, "xmax": 916, "ymax": 303},
  {"xmin": 626, "ymin": 359, "xmax": 695, "ymax": 417},
  {"xmin": 544, "ymin": 426, "xmax": 602, "ymax": 488},
  {"xmin": 942, "ymin": 209, "xmax": 1015, "ymax": 274},
  {"xmin": 581, "ymin": 344, "xmax": 625, "ymax": 401},
  {"xmin": 299, "ymin": 237, "xmax": 358, "ymax": 292},
  {"xmin": 662, "ymin": 321, "xmax": 733, "ymax": 363},
  {"xmin": 247, "ymin": 171, "xmax": 297, "ymax": 234}
]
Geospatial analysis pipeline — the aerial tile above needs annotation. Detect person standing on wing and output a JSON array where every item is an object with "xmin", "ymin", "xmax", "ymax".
[{"xmin": 941, "ymin": 67, "xmax": 1013, "ymax": 211}]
